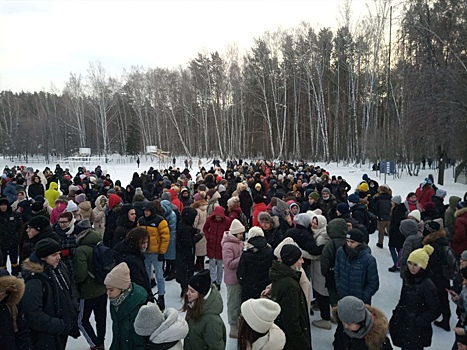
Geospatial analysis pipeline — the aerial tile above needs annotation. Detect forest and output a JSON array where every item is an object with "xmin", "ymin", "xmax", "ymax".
[{"xmin": 0, "ymin": 0, "xmax": 466, "ymax": 166}]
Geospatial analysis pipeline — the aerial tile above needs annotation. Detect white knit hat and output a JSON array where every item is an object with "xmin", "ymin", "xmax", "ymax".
[
  {"xmin": 134, "ymin": 302, "xmax": 164, "ymax": 336},
  {"xmin": 229, "ymin": 219, "xmax": 245, "ymax": 235},
  {"xmin": 247, "ymin": 226, "xmax": 264, "ymax": 241},
  {"xmin": 65, "ymin": 200, "xmax": 79, "ymax": 213},
  {"xmin": 241, "ymin": 298, "xmax": 281, "ymax": 333},
  {"xmin": 104, "ymin": 262, "xmax": 131, "ymax": 290},
  {"xmin": 408, "ymin": 209, "xmax": 421, "ymax": 222}
]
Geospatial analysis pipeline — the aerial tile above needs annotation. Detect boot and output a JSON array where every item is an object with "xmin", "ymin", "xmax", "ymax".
[
  {"xmin": 388, "ymin": 265, "xmax": 399, "ymax": 273},
  {"xmin": 229, "ymin": 324, "xmax": 238, "ymax": 338},
  {"xmin": 11, "ymin": 264, "xmax": 20, "ymax": 277},
  {"xmin": 312, "ymin": 319, "xmax": 332, "ymax": 330},
  {"xmin": 157, "ymin": 295, "xmax": 165, "ymax": 311},
  {"xmin": 150, "ymin": 278, "xmax": 157, "ymax": 288},
  {"xmin": 434, "ymin": 319, "xmax": 450, "ymax": 331},
  {"xmin": 163, "ymin": 261, "xmax": 170, "ymax": 278},
  {"xmin": 165, "ymin": 260, "xmax": 176, "ymax": 281}
]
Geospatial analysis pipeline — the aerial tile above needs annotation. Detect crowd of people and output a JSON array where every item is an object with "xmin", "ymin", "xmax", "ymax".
[{"xmin": 1, "ymin": 160, "xmax": 467, "ymax": 350}]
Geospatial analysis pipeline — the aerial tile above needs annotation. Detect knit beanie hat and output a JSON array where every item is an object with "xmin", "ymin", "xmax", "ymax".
[
  {"xmin": 104, "ymin": 262, "xmax": 131, "ymax": 290},
  {"xmin": 134, "ymin": 302, "xmax": 165, "ymax": 336},
  {"xmin": 336, "ymin": 202, "xmax": 350, "ymax": 216},
  {"xmin": 108, "ymin": 194, "xmax": 121, "ymax": 210},
  {"xmin": 461, "ymin": 250, "xmax": 467, "ymax": 261},
  {"xmin": 193, "ymin": 193, "xmax": 204, "ymax": 202},
  {"xmin": 346, "ymin": 229, "xmax": 365, "ymax": 243},
  {"xmin": 347, "ymin": 193, "xmax": 360, "ymax": 204},
  {"xmin": 35, "ymin": 238, "xmax": 61, "ymax": 258},
  {"xmin": 65, "ymin": 200, "xmax": 79, "ymax": 213},
  {"xmin": 321, "ymin": 187, "xmax": 331, "ymax": 195},
  {"xmin": 457, "ymin": 201, "xmax": 467, "ymax": 210},
  {"xmin": 423, "ymin": 220, "xmax": 441, "ymax": 236},
  {"xmin": 408, "ymin": 209, "xmax": 421, "ymax": 222},
  {"xmin": 229, "ymin": 219, "xmax": 245, "ymax": 236},
  {"xmin": 258, "ymin": 212, "xmax": 274, "ymax": 225},
  {"xmin": 399, "ymin": 219, "xmax": 418, "ymax": 236},
  {"xmin": 358, "ymin": 182, "xmax": 369, "ymax": 193},
  {"xmin": 31, "ymin": 201, "xmax": 44, "ymax": 212},
  {"xmin": 435, "ymin": 189, "xmax": 447, "ymax": 198},
  {"xmin": 338, "ymin": 296, "xmax": 367, "ymax": 324},
  {"xmin": 392, "ymin": 195, "xmax": 402, "ymax": 205},
  {"xmin": 135, "ymin": 187, "xmax": 143, "ymax": 196},
  {"xmin": 407, "ymin": 245, "xmax": 434, "ymax": 270},
  {"xmin": 294, "ymin": 213, "xmax": 311, "ymax": 228},
  {"xmin": 75, "ymin": 193, "xmax": 87, "ymax": 204},
  {"xmin": 308, "ymin": 192, "xmax": 320, "ymax": 201},
  {"xmin": 188, "ymin": 269, "xmax": 211, "ymax": 295},
  {"xmin": 218, "ymin": 184, "xmax": 226, "ymax": 193},
  {"xmin": 275, "ymin": 199, "xmax": 289, "ymax": 212},
  {"xmin": 241, "ymin": 298, "xmax": 281, "ymax": 334},
  {"xmin": 280, "ymin": 244, "xmax": 302, "ymax": 266},
  {"xmin": 160, "ymin": 192, "xmax": 172, "ymax": 201},
  {"xmin": 28, "ymin": 215, "xmax": 50, "ymax": 231},
  {"xmin": 423, "ymin": 202, "xmax": 436, "ymax": 211},
  {"xmin": 247, "ymin": 226, "xmax": 264, "ymax": 241}
]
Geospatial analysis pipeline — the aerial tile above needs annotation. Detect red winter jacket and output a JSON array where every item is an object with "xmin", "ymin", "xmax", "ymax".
[
  {"xmin": 168, "ymin": 189, "xmax": 184, "ymax": 213},
  {"xmin": 452, "ymin": 208, "xmax": 467, "ymax": 256},
  {"xmin": 416, "ymin": 186, "xmax": 435, "ymax": 207},
  {"xmin": 203, "ymin": 206, "xmax": 231, "ymax": 259},
  {"xmin": 252, "ymin": 202, "xmax": 268, "ymax": 227}
]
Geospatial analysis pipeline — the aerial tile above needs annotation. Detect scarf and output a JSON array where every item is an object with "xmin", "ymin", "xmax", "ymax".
[
  {"xmin": 344, "ymin": 309, "xmax": 374, "ymax": 339},
  {"xmin": 345, "ymin": 243, "xmax": 366, "ymax": 261},
  {"xmin": 109, "ymin": 284, "xmax": 133, "ymax": 311}
]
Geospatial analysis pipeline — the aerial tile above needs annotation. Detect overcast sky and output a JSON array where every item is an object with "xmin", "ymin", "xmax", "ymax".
[{"xmin": 0, "ymin": 0, "xmax": 371, "ymax": 93}]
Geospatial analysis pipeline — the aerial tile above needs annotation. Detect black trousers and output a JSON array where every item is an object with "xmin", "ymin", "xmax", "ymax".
[{"xmin": 78, "ymin": 293, "xmax": 107, "ymax": 347}]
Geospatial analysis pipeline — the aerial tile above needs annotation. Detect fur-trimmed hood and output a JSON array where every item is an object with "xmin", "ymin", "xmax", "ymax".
[
  {"xmin": 422, "ymin": 228, "xmax": 448, "ymax": 245},
  {"xmin": 191, "ymin": 199, "xmax": 208, "ymax": 210},
  {"xmin": 333, "ymin": 304, "xmax": 389, "ymax": 350},
  {"xmin": 455, "ymin": 207, "xmax": 467, "ymax": 218},
  {"xmin": 0, "ymin": 275, "xmax": 25, "ymax": 306}
]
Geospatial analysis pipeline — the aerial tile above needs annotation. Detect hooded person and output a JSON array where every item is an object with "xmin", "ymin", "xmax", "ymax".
[
  {"xmin": 92, "ymin": 195, "xmax": 107, "ymax": 235},
  {"xmin": 333, "ymin": 296, "xmax": 392, "ymax": 350},
  {"xmin": 105, "ymin": 262, "xmax": 147, "ymax": 350},
  {"xmin": 0, "ymin": 268, "xmax": 32, "ymax": 349},
  {"xmin": 398, "ymin": 219, "xmax": 424, "ymax": 276},
  {"xmin": 237, "ymin": 227, "xmax": 275, "ymax": 302},
  {"xmin": 203, "ymin": 205, "xmax": 231, "ymax": 290},
  {"xmin": 44, "ymin": 182, "xmax": 60, "ymax": 209},
  {"xmin": 111, "ymin": 204, "xmax": 137, "ymax": 248},
  {"xmin": 238, "ymin": 298, "xmax": 286, "ymax": 350},
  {"xmin": 269, "ymin": 244, "xmax": 312, "ymax": 350},
  {"xmin": 221, "ymin": 219, "xmax": 245, "ymax": 338},
  {"xmin": 134, "ymin": 302, "xmax": 189, "ymax": 350}
]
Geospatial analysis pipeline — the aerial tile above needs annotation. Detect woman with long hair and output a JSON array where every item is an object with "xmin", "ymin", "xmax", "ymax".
[{"xmin": 182, "ymin": 269, "xmax": 226, "ymax": 350}]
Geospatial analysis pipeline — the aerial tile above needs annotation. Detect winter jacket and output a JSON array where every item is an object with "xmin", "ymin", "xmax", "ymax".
[
  {"xmin": 309, "ymin": 215, "xmax": 330, "ymax": 296},
  {"xmin": 4, "ymin": 181, "xmax": 17, "ymax": 203},
  {"xmin": 333, "ymin": 305, "xmax": 392, "ymax": 350},
  {"xmin": 374, "ymin": 193, "xmax": 392, "ymax": 221},
  {"xmin": 286, "ymin": 224, "xmax": 323, "ymax": 257},
  {"xmin": 431, "ymin": 194, "xmax": 447, "ymax": 223},
  {"xmin": 445, "ymin": 196, "xmax": 462, "ymax": 238},
  {"xmin": 239, "ymin": 189, "xmax": 253, "ymax": 218},
  {"xmin": 78, "ymin": 200, "xmax": 95, "ymax": 222},
  {"xmin": 389, "ymin": 270, "xmax": 440, "ymax": 348},
  {"xmin": 252, "ymin": 202, "xmax": 268, "ymax": 227},
  {"xmin": 237, "ymin": 236, "xmax": 275, "ymax": 302},
  {"xmin": 335, "ymin": 244, "xmax": 379, "ymax": 305},
  {"xmin": 269, "ymin": 260, "xmax": 312, "ymax": 350},
  {"xmin": 422, "ymin": 229, "xmax": 450, "ymax": 291},
  {"xmin": 184, "ymin": 286, "xmax": 226, "ymax": 350},
  {"xmin": 28, "ymin": 182, "xmax": 45, "ymax": 200},
  {"xmin": 453, "ymin": 207, "xmax": 467, "ymax": 256},
  {"xmin": 263, "ymin": 220, "xmax": 285, "ymax": 249},
  {"xmin": 112, "ymin": 206, "xmax": 137, "ymax": 248},
  {"xmin": 73, "ymin": 228, "xmax": 107, "ymax": 299},
  {"xmin": 321, "ymin": 218, "xmax": 348, "ymax": 279},
  {"xmin": 138, "ymin": 202, "xmax": 170, "ymax": 255},
  {"xmin": 54, "ymin": 219, "xmax": 79, "ymax": 279},
  {"xmin": 141, "ymin": 307, "xmax": 188, "ymax": 350},
  {"xmin": 92, "ymin": 195, "xmax": 107, "ymax": 235},
  {"xmin": 103, "ymin": 202, "xmax": 122, "ymax": 247},
  {"xmin": 0, "ymin": 204, "xmax": 22, "ymax": 248},
  {"xmin": 20, "ymin": 226, "xmax": 59, "ymax": 261},
  {"xmin": 399, "ymin": 222, "xmax": 423, "ymax": 276},
  {"xmin": 49, "ymin": 199, "xmax": 67, "ymax": 225},
  {"xmin": 388, "ymin": 203, "xmax": 407, "ymax": 249},
  {"xmin": 109, "ymin": 282, "xmax": 146, "ymax": 350},
  {"xmin": 22, "ymin": 255, "xmax": 78, "ymax": 350},
  {"xmin": 191, "ymin": 200, "xmax": 208, "ymax": 256},
  {"xmin": 44, "ymin": 182, "xmax": 60, "ymax": 209},
  {"xmin": 404, "ymin": 198, "xmax": 423, "ymax": 213},
  {"xmin": 0, "ymin": 273, "xmax": 32, "ymax": 350},
  {"xmin": 161, "ymin": 200, "xmax": 177, "ymax": 260},
  {"xmin": 206, "ymin": 192, "xmax": 221, "ymax": 216},
  {"xmin": 416, "ymin": 185, "xmax": 435, "ymax": 207},
  {"xmin": 175, "ymin": 207, "xmax": 202, "ymax": 288},
  {"xmin": 168, "ymin": 189, "xmax": 184, "ymax": 213},
  {"xmin": 113, "ymin": 240, "xmax": 152, "ymax": 301},
  {"xmin": 221, "ymin": 232, "xmax": 243, "ymax": 285},
  {"xmin": 203, "ymin": 206, "xmax": 231, "ymax": 260},
  {"xmin": 249, "ymin": 324, "xmax": 286, "ymax": 350}
]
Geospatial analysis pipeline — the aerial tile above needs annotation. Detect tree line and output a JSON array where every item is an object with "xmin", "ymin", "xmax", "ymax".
[{"xmin": 1, "ymin": 0, "xmax": 466, "ymax": 167}]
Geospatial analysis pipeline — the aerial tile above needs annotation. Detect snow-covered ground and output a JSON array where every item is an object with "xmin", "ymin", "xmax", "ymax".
[{"xmin": 3, "ymin": 158, "xmax": 466, "ymax": 349}]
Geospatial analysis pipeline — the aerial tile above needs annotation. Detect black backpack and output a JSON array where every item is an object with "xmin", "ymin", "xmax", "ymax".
[
  {"xmin": 442, "ymin": 245, "xmax": 459, "ymax": 280},
  {"xmin": 365, "ymin": 210, "xmax": 377, "ymax": 234},
  {"xmin": 87, "ymin": 242, "xmax": 115, "ymax": 284}
]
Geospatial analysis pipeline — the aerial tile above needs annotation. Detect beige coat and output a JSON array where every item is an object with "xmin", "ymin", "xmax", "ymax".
[{"xmin": 192, "ymin": 200, "xmax": 208, "ymax": 256}]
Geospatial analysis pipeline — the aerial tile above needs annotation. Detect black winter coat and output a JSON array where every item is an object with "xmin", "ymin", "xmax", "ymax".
[
  {"xmin": 388, "ymin": 203, "xmax": 407, "ymax": 249},
  {"xmin": 431, "ymin": 195, "xmax": 447, "ymax": 223},
  {"xmin": 263, "ymin": 226, "xmax": 285, "ymax": 249},
  {"xmin": 113, "ymin": 240, "xmax": 152, "ymax": 301},
  {"xmin": 0, "ymin": 274, "xmax": 32, "ymax": 350},
  {"xmin": 389, "ymin": 270, "xmax": 440, "ymax": 348},
  {"xmin": 0, "ymin": 206, "xmax": 22, "ymax": 247},
  {"xmin": 422, "ymin": 229, "xmax": 450, "ymax": 291},
  {"xmin": 374, "ymin": 193, "xmax": 392, "ymax": 221},
  {"xmin": 22, "ymin": 254, "xmax": 78, "ymax": 350},
  {"xmin": 20, "ymin": 226, "xmax": 60, "ymax": 261},
  {"xmin": 237, "ymin": 236, "xmax": 275, "ymax": 302},
  {"xmin": 27, "ymin": 183, "xmax": 44, "ymax": 200},
  {"xmin": 286, "ymin": 224, "xmax": 323, "ymax": 256}
]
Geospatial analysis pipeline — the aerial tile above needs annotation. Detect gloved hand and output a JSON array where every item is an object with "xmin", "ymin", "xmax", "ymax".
[
  {"xmin": 158, "ymin": 254, "xmax": 165, "ymax": 261},
  {"xmin": 70, "ymin": 325, "xmax": 81, "ymax": 339},
  {"xmin": 194, "ymin": 232, "xmax": 204, "ymax": 243}
]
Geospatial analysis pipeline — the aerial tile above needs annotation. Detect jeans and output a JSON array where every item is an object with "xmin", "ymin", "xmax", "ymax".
[
  {"xmin": 209, "ymin": 258, "xmax": 223, "ymax": 285},
  {"xmin": 1, "ymin": 246, "xmax": 19, "ymax": 272},
  {"xmin": 389, "ymin": 246, "xmax": 400, "ymax": 266},
  {"xmin": 78, "ymin": 294, "xmax": 107, "ymax": 347},
  {"xmin": 145, "ymin": 253, "xmax": 165, "ymax": 296}
]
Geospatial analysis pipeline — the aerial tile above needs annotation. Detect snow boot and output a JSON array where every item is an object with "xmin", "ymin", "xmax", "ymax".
[{"xmin": 312, "ymin": 319, "xmax": 332, "ymax": 330}]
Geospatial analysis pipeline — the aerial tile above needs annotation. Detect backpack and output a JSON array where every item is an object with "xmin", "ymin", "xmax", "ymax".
[
  {"xmin": 442, "ymin": 245, "xmax": 459, "ymax": 280},
  {"xmin": 365, "ymin": 210, "xmax": 377, "ymax": 234},
  {"xmin": 87, "ymin": 242, "xmax": 115, "ymax": 284},
  {"xmin": 238, "ymin": 211, "xmax": 249, "ymax": 229}
]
